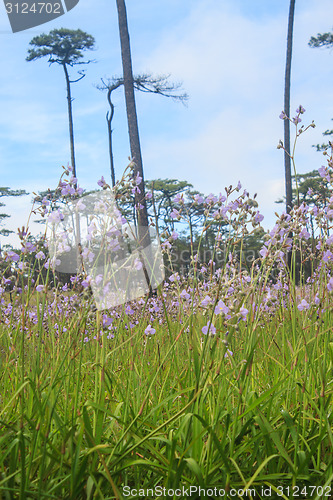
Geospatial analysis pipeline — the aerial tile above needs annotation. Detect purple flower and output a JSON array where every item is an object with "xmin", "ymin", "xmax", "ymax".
[
  {"xmin": 299, "ymin": 228, "xmax": 310, "ymax": 240},
  {"xmin": 202, "ymin": 323, "xmax": 216, "ymax": 336},
  {"xmin": 279, "ymin": 111, "xmax": 287, "ymax": 120},
  {"xmin": 292, "ymin": 116, "xmax": 302, "ymax": 125},
  {"xmin": 201, "ymin": 295, "xmax": 212, "ymax": 307},
  {"xmin": 97, "ymin": 176, "xmax": 106, "ymax": 187},
  {"xmin": 82, "ymin": 248, "xmax": 95, "ymax": 263},
  {"xmin": 170, "ymin": 209, "xmax": 180, "ymax": 219},
  {"xmin": 47, "ymin": 209, "xmax": 64, "ymax": 224},
  {"xmin": 36, "ymin": 285, "xmax": 45, "ymax": 292},
  {"xmin": 297, "ymin": 299, "xmax": 309, "ymax": 311},
  {"xmin": 22, "ymin": 242, "xmax": 36, "ymax": 254},
  {"xmin": 205, "ymin": 193, "xmax": 218, "ymax": 205},
  {"xmin": 173, "ymin": 193, "xmax": 183, "ymax": 204},
  {"xmin": 296, "ymin": 105, "xmax": 305, "ymax": 114},
  {"xmin": 102, "ymin": 315, "xmax": 113, "ymax": 327},
  {"xmin": 6, "ymin": 251, "xmax": 19, "ymax": 262},
  {"xmin": 194, "ymin": 194, "xmax": 204, "ymax": 205},
  {"xmin": 135, "ymin": 173, "xmax": 142, "ymax": 186},
  {"xmin": 125, "ymin": 305, "xmax": 134, "ymax": 316},
  {"xmin": 162, "ymin": 241, "xmax": 172, "ymax": 250},
  {"xmin": 36, "ymin": 251, "xmax": 45, "ymax": 260},
  {"xmin": 224, "ymin": 349, "xmax": 233, "ymax": 358},
  {"xmin": 94, "ymin": 275, "xmax": 103, "ymax": 285},
  {"xmin": 214, "ymin": 300, "xmax": 229, "ymax": 315},
  {"xmin": 145, "ymin": 324, "xmax": 156, "ymax": 335},
  {"xmin": 259, "ymin": 246, "xmax": 268, "ymax": 258},
  {"xmin": 323, "ymin": 250, "xmax": 333, "ymax": 263},
  {"xmin": 254, "ymin": 212, "xmax": 264, "ymax": 224},
  {"xmin": 61, "ymin": 185, "xmax": 75, "ymax": 196},
  {"xmin": 240, "ymin": 306, "xmax": 249, "ymax": 320},
  {"xmin": 81, "ymin": 277, "xmax": 91, "ymax": 288},
  {"xmin": 180, "ymin": 289, "xmax": 190, "ymax": 300},
  {"xmin": 318, "ymin": 166, "xmax": 329, "ymax": 181},
  {"xmin": 133, "ymin": 258, "xmax": 143, "ymax": 271},
  {"xmin": 327, "ymin": 278, "xmax": 333, "ymax": 292}
]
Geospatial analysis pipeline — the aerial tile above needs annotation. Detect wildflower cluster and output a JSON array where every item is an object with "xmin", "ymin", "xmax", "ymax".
[{"xmin": 1, "ymin": 109, "xmax": 333, "ymax": 360}]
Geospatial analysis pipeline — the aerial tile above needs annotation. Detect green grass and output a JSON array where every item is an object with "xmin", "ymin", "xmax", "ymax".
[{"xmin": 0, "ymin": 290, "xmax": 332, "ymax": 499}]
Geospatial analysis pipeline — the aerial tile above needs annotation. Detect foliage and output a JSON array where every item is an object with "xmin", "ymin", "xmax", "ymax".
[
  {"xmin": 26, "ymin": 28, "xmax": 95, "ymax": 178},
  {"xmin": 0, "ymin": 187, "xmax": 27, "ymax": 237},
  {"xmin": 276, "ymin": 169, "xmax": 331, "ymax": 208},
  {"xmin": 309, "ymin": 29, "xmax": 333, "ymax": 152},
  {"xmin": 309, "ymin": 30, "xmax": 333, "ymax": 48},
  {"xmin": 1, "ymin": 144, "xmax": 333, "ymax": 495},
  {"xmin": 98, "ymin": 73, "xmax": 188, "ymax": 102},
  {"xmin": 26, "ymin": 28, "xmax": 95, "ymax": 66}
]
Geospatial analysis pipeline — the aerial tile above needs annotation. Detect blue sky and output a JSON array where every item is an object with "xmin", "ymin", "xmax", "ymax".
[{"xmin": 1, "ymin": 0, "xmax": 333, "ymax": 247}]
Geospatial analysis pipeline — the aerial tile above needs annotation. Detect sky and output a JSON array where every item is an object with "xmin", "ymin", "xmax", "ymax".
[{"xmin": 0, "ymin": 0, "xmax": 333, "ymax": 248}]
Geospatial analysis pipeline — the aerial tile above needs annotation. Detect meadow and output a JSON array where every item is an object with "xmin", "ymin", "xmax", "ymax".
[{"xmin": 1, "ymin": 134, "xmax": 333, "ymax": 498}]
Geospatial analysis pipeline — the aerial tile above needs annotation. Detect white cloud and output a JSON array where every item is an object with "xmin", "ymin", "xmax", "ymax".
[
  {"xmin": 1, "ymin": 0, "xmax": 333, "ymax": 241},
  {"xmin": 136, "ymin": 0, "xmax": 333, "ymax": 229}
]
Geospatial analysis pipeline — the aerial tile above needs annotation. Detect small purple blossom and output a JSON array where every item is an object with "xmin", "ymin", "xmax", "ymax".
[
  {"xmin": 6, "ymin": 251, "xmax": 19, "ymax": 262},
  {"xmin": 214, "ymin": 300, "xmax": 229, "ymax": 315},
  {"xmin": 296, "ymin": 105, "xmax": 305, "ymax": 114},
  {"xmin": 202, "ymin": 323, "xmax": 216, "ymax": 336},
  {"xmin": 194, "ymin": 194, "xmax": 204, "ymax": 205},
  {"xmin": 97, "ymin": 176, "xmax": 106, "ymax": 187},
  {"xmin": 201, "ymin": 296, "xmax": 212, "ymax": 307},
  {"xmin": 135, "ymin": 172, "xmax": 142, "ymax": 186},
  {"xmin": 170, "ymin": 209, "xmax": 180, "ymax": 219},
  {"xmin": 240, "ymin": 306, "xmax": 249, "ymax": 320},
  {"xmin": 299, "ymin": 228, "xmax": 310, "ymax": 240},
  {"xmin": 297, "ymin": 299, "xmax": 309, "ymax": 311},
  {"xmin": 327, "ymin": 278, "xmax": 333, "ymax": 292},
  {"xmin": 292, "ymin": 116, "xmax": 302, "ymax": 125},
  {"xmin": 254, "ymin": 212, "xmax": 264, "ymax": 224},
  {"xmin": 318, "ymin": 166, "xmax": 330, "ymax": 181},
  {"xmin": 259, "ymin": 246, "xmax": 268, "ymax": 258},
  {"xmin": 145, "ymin": 324, "xmax": 156, "ymax": 335},
  {"xmin": 133, "ymin": 258, "xmax": 143, "ymax": 271}
]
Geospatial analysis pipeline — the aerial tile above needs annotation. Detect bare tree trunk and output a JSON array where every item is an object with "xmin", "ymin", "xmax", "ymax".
[
  {"xmin": 106, "ymin": 88, "xmax": 116, "ymax": 187},
  {"xmin": 115, "ymin": 0, "xmax": 150, "ymax": 250},
  {"xmin": 284, "ymin": 0, "xmax": 295, "ymax": 215},
  {"xmin": 63, "ymin": 63, "xmax": 76, "ymax": 178},
  {"xmin": 63, "ymin": 63, "xmax": 83, "ymax": 273}
]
